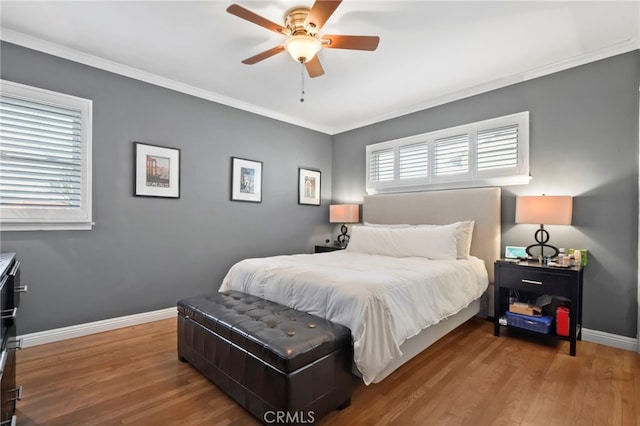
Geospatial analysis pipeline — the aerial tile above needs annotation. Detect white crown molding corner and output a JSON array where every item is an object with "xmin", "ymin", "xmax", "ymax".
[
  {"xmin": 18, "ymin": 307, "xmax": 177, "ymax": 348},
  {"xmin": 581, "ymin": 328, "xmax": 639, "ymax": 353}
]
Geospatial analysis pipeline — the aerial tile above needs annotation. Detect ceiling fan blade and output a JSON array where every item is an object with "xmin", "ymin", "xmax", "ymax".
[
  {"xmin": 305, "ymin": 56, "xmax": 325, "ymax": 78},
  {"xmin": 322, "ymin": 34, "xmax": 380, "ymax": 51},
  {"xmin": 227, "ymin": 4, "xmax": 288, "ymax": 35},
  {"xmin": 241, "ymin": 45, "xmax": 285, "ymax": 65},
  {"xmin": 304, "ymin": 0, "xmax": 342, "ymax": 34}
]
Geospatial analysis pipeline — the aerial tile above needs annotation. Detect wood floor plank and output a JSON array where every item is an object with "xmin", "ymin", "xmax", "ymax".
[{"xmin": 15, "ymin": 317, "xmax": 640, "ymax": 425}]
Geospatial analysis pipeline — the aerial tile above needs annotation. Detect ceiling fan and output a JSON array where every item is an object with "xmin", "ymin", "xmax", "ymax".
[{"xmin": 227, "ymin": 0, "xmax": 380, "ymax": 78}]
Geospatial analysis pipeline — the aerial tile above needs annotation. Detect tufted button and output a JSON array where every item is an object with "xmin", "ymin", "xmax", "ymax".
[
  {"xmin": 308, "ymin": 323, "xmax": 316, "ymax": 328},
  {"xmin": 287, "ymin": 330, "xmax": 296, "ymax": 336}
]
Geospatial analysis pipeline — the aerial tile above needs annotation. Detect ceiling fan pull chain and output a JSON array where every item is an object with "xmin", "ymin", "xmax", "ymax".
[{"xmin": 300, "ymin": 62, "xmax": 305, "ymax": 103}]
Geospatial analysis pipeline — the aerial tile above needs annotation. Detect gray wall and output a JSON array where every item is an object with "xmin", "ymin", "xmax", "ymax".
[
  {"xmin": 0, "ymin": 42, "xmax": 333, "ymax": 334},
  {"xmin": 2, "ymin": 41, "xmax": 639, "ymax": 340},
  {"xmin": 333, "ymin": 50, "xmax": 640, "ymax": 338}
]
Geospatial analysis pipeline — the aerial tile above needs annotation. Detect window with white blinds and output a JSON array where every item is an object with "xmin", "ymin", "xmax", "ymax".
[
  {"xmin": 476, "ymin": 124, "xmax": 519, "ymax": 171},
  {"xmin": 366, "ymin": 112, "xmax": 529, "ymax": 193},
  {"xmin": 399, "ymin": 142, "xmax": 428, "ymax": 179},
  {"xmin": 0, "ymin": 80, "xmax": 93, "ymax": 230},
  {"xmin": 434, "ymin": 134, "xmax": 469, "ymax": 176},
  {"xmin": 369, "ymin": 147, "xmax": 394, "ymax": 182}
]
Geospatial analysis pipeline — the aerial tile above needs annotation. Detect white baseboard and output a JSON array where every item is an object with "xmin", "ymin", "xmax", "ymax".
[
  {"xmin": 17, "ymin": 309, "xmax": 639, "ymax": 354},
  {"xmin": 18, "ymin": 307, "xmax": 177, "ymax": 348},
  {"xmin": 582, "ymin": 328, "xmax": 639, "ymax": 353}
]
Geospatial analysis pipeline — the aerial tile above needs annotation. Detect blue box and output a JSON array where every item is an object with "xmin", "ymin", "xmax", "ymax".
[{"xmin": 505, "ymin": 312, "xmax": 553, "ymax": 334}]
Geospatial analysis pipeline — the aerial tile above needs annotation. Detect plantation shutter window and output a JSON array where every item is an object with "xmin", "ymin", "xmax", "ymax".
[
  {"xmin": 399, "ymin": 142, "xmax": 428, "ymax": 179},
  {"xmin": 1, "ymin": 96, "xmax": 82, "ymax": 208},
  {"xmin": 434, "ymin": 134, "xmax": 469, "ymax": 176},
  {"xmin": 477, "ymin": 124, "xmax": 519, "ymax": 171},
  {"xmin": 369, "ymin": 147, "xmax": 394, "ymax": 182},
  {"xmin": 365, "ymin": 111, "xmax": 529, "ymax": 193},
  {"xmin": 0, "ymin": 80, "xmax": 93, "ymax": 231}
]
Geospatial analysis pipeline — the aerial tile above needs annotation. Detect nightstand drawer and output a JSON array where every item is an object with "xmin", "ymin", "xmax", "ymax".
[{"xmin": 499, "ymin": 267, "xmax": 572, "ymax": 297}]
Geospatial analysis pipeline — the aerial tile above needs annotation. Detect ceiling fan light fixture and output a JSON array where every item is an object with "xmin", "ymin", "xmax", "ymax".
[{"xmin": 284, "ymin": 35, "xmax": 321, "ymax": 63}]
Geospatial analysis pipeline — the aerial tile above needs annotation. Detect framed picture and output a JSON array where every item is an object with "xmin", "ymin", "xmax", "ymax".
[
  {"xmin": 231, "ymin": 157, "xmax": 262, "ymax": 203},
  {"xmin": 298, "ymin": 167, "xmax": 321, "ymax": 206},
  {"xmin": 134, "ymin": 142, "xmax": 181, "ymax": 198}
]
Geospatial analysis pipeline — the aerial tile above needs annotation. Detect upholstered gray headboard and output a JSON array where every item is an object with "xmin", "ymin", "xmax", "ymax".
[{"xmin": 363, "ymin": 187, "xmax": 501, "ymax": 283}]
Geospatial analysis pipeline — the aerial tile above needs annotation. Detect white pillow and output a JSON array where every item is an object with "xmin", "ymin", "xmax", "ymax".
[
  {"xmin": 416, "ymin": 221, "xmax": 475, "ymax": 259},
  {"xmin": 364, "ymin": 222, "xmax": 411, "ymax": 228},
  {"xmin": 346, "ymin": 225, "xmax": 457, "ymax": 260}
]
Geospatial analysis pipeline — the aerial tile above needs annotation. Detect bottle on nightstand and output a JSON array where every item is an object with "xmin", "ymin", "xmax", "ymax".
[{"xmin": 556, "ymin": 306, "xmax": 570, "ymax": 337}]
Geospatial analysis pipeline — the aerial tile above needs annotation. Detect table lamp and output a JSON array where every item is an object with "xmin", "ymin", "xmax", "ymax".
[
  {"xmin": 329, "ymin": 204, "xmax": 359, "ymax": 247},
  {"xmin": 515, "ymin": 195, "xmax": 572, "ymax": 258}
]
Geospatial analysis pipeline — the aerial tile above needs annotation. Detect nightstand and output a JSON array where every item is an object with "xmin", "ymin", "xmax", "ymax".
[
  {"xmin": 494, "ymin": 260, "xmax": 584, "ymax": 356},
  {"xmin": 314, "ymin": 245, "xmax": 345, "ymax": 253}
]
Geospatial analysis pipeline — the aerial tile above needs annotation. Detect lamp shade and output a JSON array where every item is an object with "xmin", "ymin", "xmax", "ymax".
[
  {"xmin": 329, "ymin": 204, "xmax": 359, "ymax": 223},
  {"xmin": 515, "ymin": 195, "xmax": 572, "ymax": 225}
]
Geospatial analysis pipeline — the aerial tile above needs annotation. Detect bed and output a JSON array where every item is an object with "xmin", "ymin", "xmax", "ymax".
[{"xmin": 219, "ymin": 187, "xmax": 501, "ymax": 385}]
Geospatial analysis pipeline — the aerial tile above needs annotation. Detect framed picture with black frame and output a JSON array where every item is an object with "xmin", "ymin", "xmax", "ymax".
[
  {"xmin": 134, "ymin": 142, "xmax": 181, "ymax": 198},
  {"xmin": 298, "ymin": 167, "xmax": 321, "ymax": 206},
  {"xmin": 230, "ymin": 157, "xmax": 262, "ymax": 203}
]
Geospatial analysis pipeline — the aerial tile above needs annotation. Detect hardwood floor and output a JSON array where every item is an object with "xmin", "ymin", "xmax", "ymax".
[{"xmin": 15, "ymin": 317, "xmax": 640, "ymax": 425}]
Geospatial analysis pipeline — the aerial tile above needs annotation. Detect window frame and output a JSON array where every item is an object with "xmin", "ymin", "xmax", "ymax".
[
  {"xmin": 366, "ymin": 112, "xmax": 530, "ymax": 194},
  {"xmin": 0, "ymin": 79, "xmax": 93, "ymax": 231}
]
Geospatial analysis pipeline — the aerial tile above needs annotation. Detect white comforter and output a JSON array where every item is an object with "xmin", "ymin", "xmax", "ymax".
[{"xmin": 219, "ymin": 251, "xmax": 488, "ymax": 385}]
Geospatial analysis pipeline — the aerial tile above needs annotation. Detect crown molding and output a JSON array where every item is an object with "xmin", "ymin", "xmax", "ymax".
[
  {"xmin": 2, "ymin": 27, "xmax": 638, "ymax": 136},
  {"xmin": 0, "ymin": 28, "xmax": 333, "ymax": 135},
  {"xmin": 332, "ymin": 36, "xmax": 640, "ymax": 135}
]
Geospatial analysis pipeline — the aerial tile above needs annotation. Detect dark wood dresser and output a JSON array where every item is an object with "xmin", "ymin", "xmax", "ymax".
[{"xmin": 1, "ymin": 253, "xmax": 25, "ymax": 425}]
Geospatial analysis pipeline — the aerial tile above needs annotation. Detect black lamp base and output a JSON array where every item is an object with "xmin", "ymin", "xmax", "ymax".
[
  {"xmin": 525, "ymin": 225, "xmax": 559, "ymax": 258},
  {"xmin": 336, "ymin": 224, "xmax": 350, "ymax": 247}
]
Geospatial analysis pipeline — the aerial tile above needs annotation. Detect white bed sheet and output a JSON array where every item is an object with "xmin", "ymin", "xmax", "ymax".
[{"xmin": 219, "ymin": 251, "xmax": 488, "ymax": 385}]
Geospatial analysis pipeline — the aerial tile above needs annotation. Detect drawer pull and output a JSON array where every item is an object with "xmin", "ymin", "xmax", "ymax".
[
  {"xmin": 0, "ymin": 307, "xmax": 17, "ymax": 319},
  {"xmin": 0, "ymin": 415, "xmax": 16, "ymax": 426},
  {"xmin": 8, "ymin": 385, "xmax": 22, "ymax": 402},
  {"xmin": 15, "ymin": 285, "xmax": 28, "ymax": 294},
  {"xmin": 522, "ymin": 279, "xmax": 543, "ymax": 285},
  {"xmin": 9, "ymin": 261, "xmax": 20, "ymax": 277}
]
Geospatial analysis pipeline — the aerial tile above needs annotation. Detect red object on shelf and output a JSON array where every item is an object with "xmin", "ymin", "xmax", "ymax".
[{"xmin": 556, "ymin": 307, "xmax": 570, "ymax": 336}]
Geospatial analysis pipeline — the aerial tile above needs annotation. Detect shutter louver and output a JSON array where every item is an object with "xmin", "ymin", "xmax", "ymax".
[
  {"xmin": 0, "ymin": 95, "xmax": 83, "ymax": 208},
  {"xmin": 399, "ymin": 142, "xmax": 428, "ymax": 179},
  {"xmin": 369, "ymin": 148, "xmax": 394, "ymax": 182},
  {"xmin": 434, "ymin": 134, "xmax": 469, "ymax": 175},
  {"xmin": 477, "ymin": 124, "xmax": 518, "ymax": 171}
]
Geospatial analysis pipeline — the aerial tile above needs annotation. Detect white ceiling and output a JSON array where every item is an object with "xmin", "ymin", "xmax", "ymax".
[{"xmin": 1, "ymin": 1, "xmax": 638, "ymax": 135}]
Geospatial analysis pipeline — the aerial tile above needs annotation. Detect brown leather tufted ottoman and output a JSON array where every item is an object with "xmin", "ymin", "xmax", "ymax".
[{"xmin": 177, "ymin": 291, "xmax": 352, "ymax": 424}]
